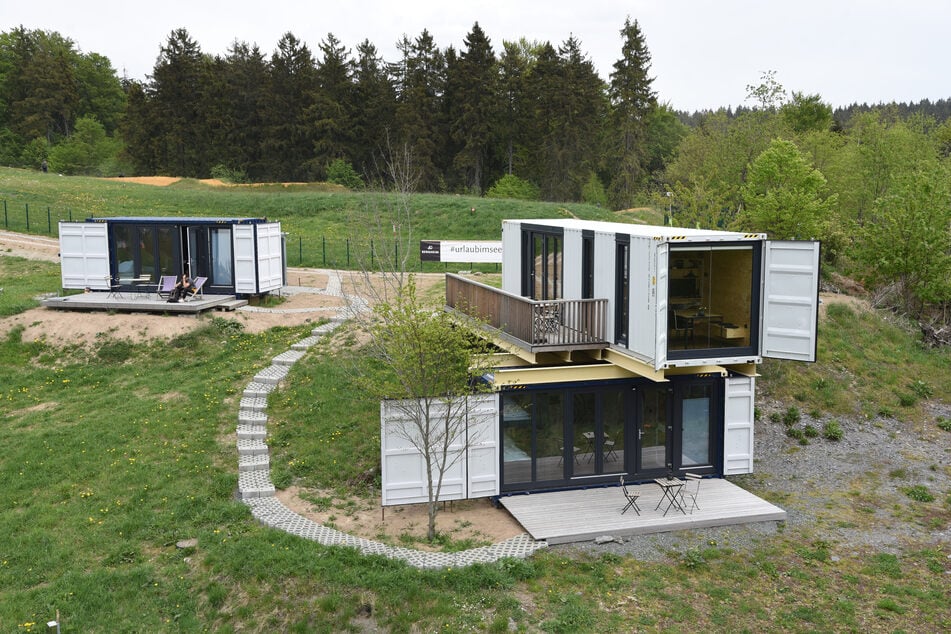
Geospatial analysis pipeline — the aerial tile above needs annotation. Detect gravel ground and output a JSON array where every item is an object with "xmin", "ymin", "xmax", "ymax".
[{"xmin": 559, "ymin": 401, "xmax": 951, "ymax": 562}]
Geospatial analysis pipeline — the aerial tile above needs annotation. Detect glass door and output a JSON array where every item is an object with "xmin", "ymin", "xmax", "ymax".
[{"xmin": 636, "ymin": 385, "xmax": 670, "ymax": 476}]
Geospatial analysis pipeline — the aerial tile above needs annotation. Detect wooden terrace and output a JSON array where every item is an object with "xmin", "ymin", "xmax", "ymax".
[
  {"xmin": 445, "ymin": 273, "xmax": 609, "ymax": 354},
  {"xmin": 41, "ymin": 291, "xmax": 247, "ymax": 314},
  {"xmin": 499, "ymin": 478, "xmax": 786, "ymax": 545}
]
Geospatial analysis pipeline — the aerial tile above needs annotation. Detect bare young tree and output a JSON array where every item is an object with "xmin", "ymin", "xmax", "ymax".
[{"xmin": 339, "ymin": 137, "xmax": 493, "ymax": 541}]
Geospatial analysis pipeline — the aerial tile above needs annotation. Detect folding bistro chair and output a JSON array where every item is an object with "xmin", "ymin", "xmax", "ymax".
[
  {"xmin": 681, "ymin": 472, "xmax": 702, "ymax": 514},
  {"xmin": 619, "ymin": 476, "xmax": 641, "ymax": 515}
]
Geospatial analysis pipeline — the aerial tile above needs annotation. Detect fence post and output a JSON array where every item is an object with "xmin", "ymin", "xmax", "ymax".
[
  {"xmin": 322, "ymin": 235, "xmax": 326, "ymax": 266},
  {"xmin": 25, "ymin": 203, "xmax": 29, "ymax": 231},
  {"xmin": 346, "ymin": 238, "xmax": 350, "ymax": 267},
  {"xmin": 394, "ymin": 242, "xmax": 398, "ymax": 270},
  {"xmin": 47, "ymin": 207, "xmax": 52, "ymax": 234},
  {"xmin": 68, "ymin": 208, "xmax": 72, "ymax": 221},
  {"xmin": 370, "ymin": 239, "xmax": 374, "ymax": 269},
  {"xmin": 3, "ymin": 200, "xmax": 7, "ymax": 228},
  {"xmin": 298, "ymin": 236, "xmax": 302, "ymax": 265}
]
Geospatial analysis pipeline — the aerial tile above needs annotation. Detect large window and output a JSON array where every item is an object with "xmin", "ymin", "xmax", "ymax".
[{"xmin": 668, "ymin": 245, "xmax": 759, "ymax": 357}]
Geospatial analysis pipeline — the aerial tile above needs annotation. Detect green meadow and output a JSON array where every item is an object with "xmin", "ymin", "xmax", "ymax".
[{"xmin": 0, "ymin": 169, "xmax": 949, "ymax": 632}]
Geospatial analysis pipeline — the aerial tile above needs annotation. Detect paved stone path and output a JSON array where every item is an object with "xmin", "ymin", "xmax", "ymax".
[{"xmin": 234, "ymin": 269, "xmax": 547, "ymax": 569}]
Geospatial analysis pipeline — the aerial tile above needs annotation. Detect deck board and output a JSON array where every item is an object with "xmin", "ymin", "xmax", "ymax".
[
  {"xmin": 41, "ymin": 293, "xmax": 245, "ymax": 313},
  {"xmin": 499, "ymin": 478, "xmax": 785, "ymax": 544}
]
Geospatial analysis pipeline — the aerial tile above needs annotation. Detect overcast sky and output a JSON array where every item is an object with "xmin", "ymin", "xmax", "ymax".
[{"xmin": 6, "ymin": 0, "xmax": 949, "ymax": 112}]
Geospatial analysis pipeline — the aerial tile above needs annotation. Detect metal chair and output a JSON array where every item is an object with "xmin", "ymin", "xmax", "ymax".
[
  {"xmin": 681, "ymin": 472, "xmax": 702, "ymax": 514},
  {"xmin": 619, "ymin": 475, "xmax": 640, "ymax": 515}
]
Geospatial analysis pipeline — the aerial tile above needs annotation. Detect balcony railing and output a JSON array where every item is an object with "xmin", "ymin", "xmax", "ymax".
[{"xmin": 445, "ymin": 273, "xmax": 608, "ymax": 352}]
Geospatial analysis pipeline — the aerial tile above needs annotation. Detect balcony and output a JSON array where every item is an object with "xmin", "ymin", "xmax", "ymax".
[{"xmin": 445, "ymin": 273, "xmax": 609, "ymax": 353}]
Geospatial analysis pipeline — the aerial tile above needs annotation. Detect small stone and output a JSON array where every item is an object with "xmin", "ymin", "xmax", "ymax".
[
  {"xmin": 594, "ymin": 535, "xmax": 615, "ymax": 545},
  {"xmin": 176, "ymin": 538, "xmax": 199, "ymax": 549}
]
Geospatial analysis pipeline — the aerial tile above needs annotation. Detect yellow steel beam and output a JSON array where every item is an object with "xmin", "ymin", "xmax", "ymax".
[
  {"xmin": 476, "ymin": 352, "xmax": 533, "ymax": 368},
  {"xmin": 601, "ymin": 349, "xmax": 668, "ymax": 382},
  {"xmin": 665, "ymin": 365, "xmax": 728, "ymax": 377},
  {"xmin": 492, "ymin": 363, "xmax": 643, "ymax": 387},
  {"xmin": 723, "ymin": 363, "xmax": 760, "ymax": 377}
]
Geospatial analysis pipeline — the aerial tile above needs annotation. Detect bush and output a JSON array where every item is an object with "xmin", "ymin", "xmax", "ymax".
[
  {"xmin": 210, "ymin": 163, "xmax": 248, "ymax": 184},
  {"xmin": 486, "ymin": 174, "xmax": 540, "ymax": 201},
  {"xmin": 822, "ymin": 420, "xmax": 844, "ymax": 441},
  {"xmin": 782, "ymin": 406, "xmax": 801, "ymax": 426},
  {"xmin": 937, "ymin": 417, "xmax": 951, "ymax": 432},
  {"xmin": 901, "ymin": 485, "xmax": 935, "ymax": 503},
  {"xmin": 803, "ymin": 424, "xmax": 819, "ymax": 438},
  {"xmin": 325, "ymin": 158, "xmax": 363, "ymax": 189}
]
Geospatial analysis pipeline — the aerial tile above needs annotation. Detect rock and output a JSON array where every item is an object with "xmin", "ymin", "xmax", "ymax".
[
  {"xmin": 594, "ymin": 535, "xmax": 615, "ymax": 545},
  {"xmin": 176, "ymin": 538, "xmax": 198, "ymax": 549}
]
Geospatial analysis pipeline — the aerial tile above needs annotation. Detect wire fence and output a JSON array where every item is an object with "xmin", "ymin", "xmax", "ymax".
[{"xmin": 1, "ymin": 199, "xmax": 501, "ymax": 274}]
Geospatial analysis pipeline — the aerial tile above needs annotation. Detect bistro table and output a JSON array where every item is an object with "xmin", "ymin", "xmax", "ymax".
[{"xmin": 654, "ymin": 477, "xmax": 686, "ymax": 516}]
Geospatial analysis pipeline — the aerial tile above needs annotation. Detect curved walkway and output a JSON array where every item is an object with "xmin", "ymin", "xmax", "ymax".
[{"xmin": 234, "ymin": 269, "xmax": 547, "ymax": 569}]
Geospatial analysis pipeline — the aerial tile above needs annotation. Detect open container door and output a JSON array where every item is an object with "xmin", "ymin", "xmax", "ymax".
[
  {"xmin": 255, "ymin": 222, "xmax": 284, "ymax": 293},
  {"xmin": 59, "ymin": 222, "xmax": 110, "ymax": 289},
  {"xmin": 653, "ymin": 242, "xmax": 669, "ymax": 370},
  {"xmin": 761, "ymin": 240, "xmax": 820, "ymax": 362}
]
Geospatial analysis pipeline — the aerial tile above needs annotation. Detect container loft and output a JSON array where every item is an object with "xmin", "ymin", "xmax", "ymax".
[
  {"xmin": 57, "ymin": 217, "xmax": 285, "ymax": 297},
  {"xmin": 382, "ymin": 218, "xmax": 820, "ymax": 504}
]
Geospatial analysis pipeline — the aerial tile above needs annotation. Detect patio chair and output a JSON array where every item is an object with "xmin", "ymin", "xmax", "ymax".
[
  {"xmin": 183, "ymin": 276, "xmax": 207, "ymax": 301},
  {"xmin": 681, "ymin": 472, "xmax": 702, "ymax": 514},
  {"xmin": 619, "ymin": 475, "xmax": 640, "ymax": 516},
  {"xmin": 156, "ymin": 275, "xmax": 178, "ymax": 300}
]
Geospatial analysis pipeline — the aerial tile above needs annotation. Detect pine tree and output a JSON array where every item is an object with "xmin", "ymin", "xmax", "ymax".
[
  {"xmin": 311, "ymin": 33, "xmax": 357, "ymax": 177},
  {"xmin": 262, "ymin": 32, "xmax": 319, "ymax": 181},
  {"xmin": 447, "ymin": 22, "xmax": 499, "ymax": 194},
  {"xmin": 352, "ymin": 40, "xmax": 397, "ymax": 181},
  {"xmin": 150, "ymin": 28, "xmax": 209, "ymax": 176},
  {"xmin": 608, "ymin": 17, "xmax": 656, "ymax": 209}
]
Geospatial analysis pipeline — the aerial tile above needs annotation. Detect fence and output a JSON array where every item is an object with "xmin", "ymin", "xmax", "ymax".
[{"xmin": 0, "ymin": 200, "xmax": 501, "ymax": 274}]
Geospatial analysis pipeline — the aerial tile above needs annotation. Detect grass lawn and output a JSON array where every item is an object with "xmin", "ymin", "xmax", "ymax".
[{"xmin": 1, "ymin": 172, "xmax": 950, "ymax": 630}]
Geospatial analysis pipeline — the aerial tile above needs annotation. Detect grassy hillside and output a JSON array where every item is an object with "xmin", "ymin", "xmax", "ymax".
[
  {"xmin": 1, "ymin": 255, "xmax": 949, "ymax": 631},
  {"xmin": 1, "ymin": 172, "xmax": 949, "ymax": 631},
  {"xmin": 0, "ymin": 167, "xmax": 645, "ymax": 270}
]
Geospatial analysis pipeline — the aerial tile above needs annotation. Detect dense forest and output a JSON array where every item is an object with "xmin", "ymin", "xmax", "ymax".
[{"xmin": 1, "ymin": 22, "xmax": 950, "ymax": 325}]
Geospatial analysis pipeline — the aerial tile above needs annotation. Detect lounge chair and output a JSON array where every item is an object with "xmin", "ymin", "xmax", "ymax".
[
  {"xmin": 156, "ymin": 275, "xmax": 177, "ymax": 300},
  {"xmin": 183, "ymin": 276, "xmax": 207, "ymax": 301}
]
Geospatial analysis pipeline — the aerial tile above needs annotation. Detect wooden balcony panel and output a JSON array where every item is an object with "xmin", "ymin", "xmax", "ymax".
[{"xmin": 446, "ymin": 274, "xmax": 608, "ymax": 352}]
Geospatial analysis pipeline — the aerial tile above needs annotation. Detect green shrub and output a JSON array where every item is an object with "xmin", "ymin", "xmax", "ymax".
[
  {"xmin": 897, "ymin": 392, "xmax": 917, "ymax": 407},
  {"xmin": 783, "ymin": 406, "xmax": 801, "ymax": 426},
  {"xmin": 486, "ymin": 174, "xmax": 540, "ymax": 201},
  {"xmin": 908, "ymin": 380, "xmax": 933, "ymax": 399},
  {"xmin": 326, "ymin": 158, "xmax": 364, "ymax": 189},
  {"xmin": 936, "ymin": 417, "xmax": 951, "ymax": 432},
  {"xmin": 786, "ymin": 427, "xmax": 805, "ymax": 441},
  {"xmin": 210, "ymin": 163, "xmax": 249, "ymax": 184},
  {"xmin": 769, "ymin": 411, "xmax": 782, "ymax": 423},
  {"xmin": 901, "ymin": 485, "xmax": 935, "ymax": 503},
  {"xmin": 822, "ymin": 420, "xmax": 844, "ymax": 441},
  {"xmin": 803, "ymin": 424, "xmax": 819, "ymax": 438}
]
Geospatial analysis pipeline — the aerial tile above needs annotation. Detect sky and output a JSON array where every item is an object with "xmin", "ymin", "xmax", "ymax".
[{"xmin": 5, "ymin": 0, "xmax": 950, "ymax": 113}]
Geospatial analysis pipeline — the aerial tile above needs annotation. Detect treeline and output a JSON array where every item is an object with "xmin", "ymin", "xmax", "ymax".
[
  {"xmin": 3, "ymin": 24, "xmax": 951, "ymax": 322},
  {"xmin": 1, "ymin": 20, "xmax": 677, "ymax": 209}
]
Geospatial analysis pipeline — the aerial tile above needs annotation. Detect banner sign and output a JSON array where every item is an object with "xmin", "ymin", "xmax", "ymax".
[{"xmin": 420, "ymin": 240, "xmax": 503, "ymax": 263}]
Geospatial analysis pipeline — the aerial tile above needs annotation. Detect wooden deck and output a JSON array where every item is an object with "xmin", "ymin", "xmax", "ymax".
[
  {"xmin": 499, "ymin": 478, "xmax": 786, "ymax": 545},
  {"xmin": 41, "ymin": 292, "xmax": 247, "ymax": 314}
]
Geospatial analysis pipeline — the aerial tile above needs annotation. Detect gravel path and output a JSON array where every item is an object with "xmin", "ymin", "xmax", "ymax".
[{"xmin": 561, "ymin": 402, "xmax": 951, "ymax": 561}]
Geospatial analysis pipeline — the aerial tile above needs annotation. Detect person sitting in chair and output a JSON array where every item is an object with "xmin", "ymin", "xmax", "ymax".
[{"xmin": 167, "ymin": 273, "xmax": 195, "ymax": 303}]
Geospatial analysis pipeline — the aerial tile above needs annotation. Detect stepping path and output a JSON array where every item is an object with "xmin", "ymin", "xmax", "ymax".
[{"xmin": 234, "ymin": 269, "xmax": 547, "ymax": 569}]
